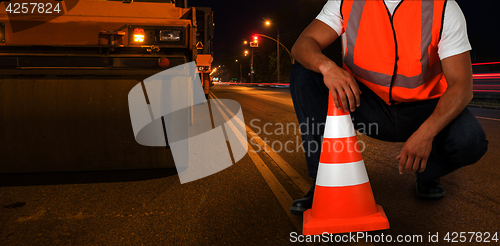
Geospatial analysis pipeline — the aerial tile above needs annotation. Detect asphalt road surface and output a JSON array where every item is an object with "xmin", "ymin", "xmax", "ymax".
[{"xmin": 1, "ymin": 84, "xmax": 499, "ymax": 245}]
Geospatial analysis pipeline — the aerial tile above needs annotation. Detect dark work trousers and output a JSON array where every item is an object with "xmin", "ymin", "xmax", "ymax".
[{"xmin": 290, "ymin": 63, "xmax": 488, "ymax": 182}]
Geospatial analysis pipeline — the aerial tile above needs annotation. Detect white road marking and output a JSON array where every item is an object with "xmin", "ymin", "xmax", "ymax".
[
  {"xmin": 210, "ymin": 92, "xmax": 311, "ymax": 194},
  {"xmin": 255, "ymin": 93, "xmax": 288, "ymax": 101},
  {"xmin": 209, "ymin": 94, "xmax": 306, "ymax": 235},
  {"xmin": 476, "ymin": 116, "xmax": 500, "ymax": 122}
]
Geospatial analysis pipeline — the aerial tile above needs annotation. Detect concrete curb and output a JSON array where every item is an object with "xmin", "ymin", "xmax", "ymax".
[
  {"xmin": 467, "ymin": 104, "xmax": 500, "ymax": 110},
  {"xmin": 215, "ymin": 82, "xmax": 290, "ymax": 88}
]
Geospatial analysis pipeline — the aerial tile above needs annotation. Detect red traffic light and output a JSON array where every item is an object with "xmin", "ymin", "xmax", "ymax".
[{"xmin": 250, "ymin": 35, "xmax": 259, "ymax": 47}]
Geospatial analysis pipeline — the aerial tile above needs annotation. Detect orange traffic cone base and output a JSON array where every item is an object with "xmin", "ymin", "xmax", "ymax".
[{"xmin": 302, "ymin": 205, "xmax": 389, "ymax": 235}]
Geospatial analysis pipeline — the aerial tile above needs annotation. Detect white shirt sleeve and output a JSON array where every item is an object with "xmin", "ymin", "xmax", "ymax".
[
  {"xmin": 315, "ymin": 0, "xmax": 344, "ymax": 36},
  {"xmin": 438, "ymin": 1, "xmax": 472, "ymax": 60}
]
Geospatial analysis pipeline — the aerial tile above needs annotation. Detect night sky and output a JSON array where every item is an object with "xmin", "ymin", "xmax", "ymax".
[{"xmin": 188, "ymin": 0, "xmax": 328, "ymax": 68}]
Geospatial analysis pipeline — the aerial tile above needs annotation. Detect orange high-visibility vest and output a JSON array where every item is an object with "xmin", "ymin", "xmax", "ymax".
[{"xmin": 341, "ymin": 0, "xmax": 448, "ymax": 105}]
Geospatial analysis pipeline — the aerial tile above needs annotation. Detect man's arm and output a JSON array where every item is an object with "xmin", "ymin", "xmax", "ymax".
[
  {"xmin": 398, "ymin": 51, "xmax": 474, "ymax": 174},
  {"xmin": 291, "ymin": 20, "xmax": 361, "ymax": 112}
]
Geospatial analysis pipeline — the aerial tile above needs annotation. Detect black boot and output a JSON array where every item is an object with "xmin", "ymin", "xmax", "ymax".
[
  {"xmin": 416, "ymin": 176, "xmax": 445, "ymax": 199},
  {"xmin": 290, "ymin": 180, "xmax": 315, "ymax": 215}
]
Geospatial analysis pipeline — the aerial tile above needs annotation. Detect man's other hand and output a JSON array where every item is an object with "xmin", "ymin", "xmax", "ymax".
[
  {"xmin": 397, "ymin": 128, "xmax": 434, "ymax": 174},
  {"xmin": 395, "ymin": 51, "xmax": 474, "ymax": 175}
]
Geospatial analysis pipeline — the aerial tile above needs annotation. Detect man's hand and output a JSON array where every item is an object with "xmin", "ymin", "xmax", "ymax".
[
  {"xmin": 397, "ymin": 128, "xmax": 434, "ymax": 174},
  {"xmin": 320, "ymin": 63, "xmax": 361, "ymax": 112},
  {"xmin": 291, "ymin": 19, "xmax": 361, "ymax": 112}
]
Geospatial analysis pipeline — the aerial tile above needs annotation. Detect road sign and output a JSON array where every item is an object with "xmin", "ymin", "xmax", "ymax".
[
  {"xmin": 196, "ymin": 41, "xmax": 204, "ymax": 49},
  {"xmin": 250, "ymin": 42, "xmax": 258, "ymax": 48}
]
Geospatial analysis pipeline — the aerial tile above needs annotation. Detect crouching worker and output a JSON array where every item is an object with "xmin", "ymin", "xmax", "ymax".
[{"xmin": 289, "ymin": 0, "xmax": 488, "ymax": 215}]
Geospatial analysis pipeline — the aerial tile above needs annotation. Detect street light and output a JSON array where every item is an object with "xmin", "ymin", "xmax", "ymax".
[
  {"xmin": 265, "ymin": 20, "xmax": 280, "ymax": 83},
  {"xmin": 216, "ymin": 65, "xmax": 226, "ymax": 81},
  {"xmin": 236, "ymin": 59, "xmax": 242, "ymax": 83}
]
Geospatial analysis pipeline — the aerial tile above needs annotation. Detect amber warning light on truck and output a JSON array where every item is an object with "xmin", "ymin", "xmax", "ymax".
[{"xmin": 133, "ymin": 28, "xmax": 145, "ymax": 43}]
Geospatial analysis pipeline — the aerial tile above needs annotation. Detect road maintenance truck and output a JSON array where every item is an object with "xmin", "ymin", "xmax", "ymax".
[{"xmin": 0, "ymin": 0, "xmax": 214, "ymax": 173}]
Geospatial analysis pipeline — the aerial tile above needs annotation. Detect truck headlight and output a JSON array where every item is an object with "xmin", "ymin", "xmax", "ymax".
[{"xmin": 159, "ymin": 30, "xmax": 181, "ymax": 42}]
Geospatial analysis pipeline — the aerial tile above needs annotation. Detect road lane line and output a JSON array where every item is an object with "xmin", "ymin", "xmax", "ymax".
[
  {"xmin": 210, "ymin": 92, "xmax": 374, "ymax": 246},
  {"xmin": 211, "ymin": 95, "xmax": 333, "ymax": 246},
  {"xmin": 247, "ymin": 131, "xmax": 312, "ymax": 194},
  {"xmin": 476, "ymin": 116, "xmax": 500, "ymax": 121},
  {"xmin": 210, "ymin": 92, "xmax": 311, "ymax": 194},
  {"xmin": 245, "ymin": 142, "xmax": 305, "ymax": 233},
  {"xmin": 208, "ymin": 95, "xmax": 305, "ymax": 233},
  {"xmin": 254, "ymin": 93, "xmax": 288, "ymax": 101}
]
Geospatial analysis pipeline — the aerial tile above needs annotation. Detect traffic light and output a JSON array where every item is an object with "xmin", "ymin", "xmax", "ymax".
[{"xmin": 250, "ymin": 35, "xmax": 258, "ymax": 48}]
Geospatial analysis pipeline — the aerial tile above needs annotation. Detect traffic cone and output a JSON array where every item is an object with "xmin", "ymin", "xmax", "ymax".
[{"xmin": 302, "ymin": 91, "xmax": 389, "ymax": 235}]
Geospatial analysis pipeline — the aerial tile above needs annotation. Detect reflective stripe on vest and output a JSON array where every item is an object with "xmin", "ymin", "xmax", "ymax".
[{"xmin": 342, "ymin": 0, "xmax": 447, "ymax": 104}]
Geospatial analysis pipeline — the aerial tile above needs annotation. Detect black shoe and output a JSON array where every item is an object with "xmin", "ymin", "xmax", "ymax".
[
  {"xmin": 290, "ymin": 183, "xmax": 315, "ymax": 215},
  {"xmin": 416, "ymin": 178, "xmax": 445, "ymax": 199}
]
